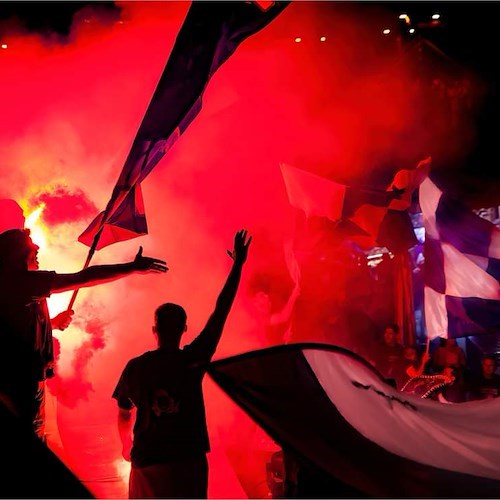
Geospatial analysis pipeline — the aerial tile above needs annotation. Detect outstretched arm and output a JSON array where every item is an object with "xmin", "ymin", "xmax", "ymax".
[
  {"xmin": 188, "ymin": 230, "xmax": 251, "ymax": 360},
  {"xmin": 50, "ymin": 247, "xmax": 168, "ymax": 294}
]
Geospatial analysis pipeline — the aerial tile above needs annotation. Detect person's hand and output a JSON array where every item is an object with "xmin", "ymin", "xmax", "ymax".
[
  {"xmin": 51, "ymin": 310, "xmax": 74, "ymax": 331},
  {"xmin": 133, "ymin": 247, "xmax": 168, "ymax": 274},
  {"xmin": 227, "ymin": 229, "xmax": 252, "ymax": 265}
]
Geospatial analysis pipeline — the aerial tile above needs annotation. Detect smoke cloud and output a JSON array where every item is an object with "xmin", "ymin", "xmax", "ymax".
[{"xmin": 0, "ymin": 2, "xmax": 488, "ymax": 497}]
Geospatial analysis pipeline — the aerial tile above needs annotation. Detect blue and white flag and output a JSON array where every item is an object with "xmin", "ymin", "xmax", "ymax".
[
  {"xmin": 79, "ymin": 1, "xmax": 289, "ymax": 250},
  {"xmin": 208, "ymin": 343, "xmax": 500, "ymax": 497},
  {"xmin": 419, "ymin": 176, "xmax": 500, "ymax": 339}
]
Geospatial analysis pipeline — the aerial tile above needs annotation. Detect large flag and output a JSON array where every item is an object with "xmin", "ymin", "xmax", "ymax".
[
  {"xmin": 208, "ymin": 343, "xmax": 500, "ymax": 497},
  {"xmin": 279, "ymin": 158, "xmax": 430, "ymax": 253},
  {"xmin": 419, "ymin": 176, "xmax": 500, "ymax": 339},
  {"xmin": 79, "ymin": 1, "xmax": 290, "ymax": 250}
]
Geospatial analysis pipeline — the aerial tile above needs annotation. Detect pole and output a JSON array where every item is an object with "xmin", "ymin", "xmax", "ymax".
[{"xmin": 66, "ymin": 225, "xmax": 104, "ymax": 311}]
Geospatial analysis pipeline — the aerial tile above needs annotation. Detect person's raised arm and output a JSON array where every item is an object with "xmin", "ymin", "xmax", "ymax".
[
  {"xmin": 50, "ymin": 247, "xmax": 168, "ymax": 293},
  {"xmin": 188, "ymin": 229, "xmax": 251, "ymax": 360}
]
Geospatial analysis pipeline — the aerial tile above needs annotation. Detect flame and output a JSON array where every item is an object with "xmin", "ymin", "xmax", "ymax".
[{"xmin": 24, "ymin": 202, "xmax": 48, "ymax": 249}]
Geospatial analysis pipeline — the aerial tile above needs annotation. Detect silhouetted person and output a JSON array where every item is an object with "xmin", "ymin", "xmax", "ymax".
[
  {"xmin": 113, "ymin": 229, "xmax": 251, "ymax": 499},
  {"xmin": 0, "ymin": 228, "xmax": 167, "ymax": 440}
]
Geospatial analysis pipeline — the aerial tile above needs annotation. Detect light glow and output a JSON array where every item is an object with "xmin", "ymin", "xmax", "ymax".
[{"xmin": 25, "ymin": 203, "xmax": 47, "ymax": 248}]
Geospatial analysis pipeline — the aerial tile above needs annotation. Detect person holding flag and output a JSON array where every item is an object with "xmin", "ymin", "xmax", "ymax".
[{"xmin": 0, "ymin": 227, "xmax": 168, "ymax": 440}]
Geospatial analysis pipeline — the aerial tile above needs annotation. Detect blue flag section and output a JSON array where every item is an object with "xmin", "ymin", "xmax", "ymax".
[
  {"xmin": 207, "ymin": 343, "xmax": 500, "ymax": 497},
  {"xmin": 419, "ymin": 177, "xmax": 500, "ymax": 339},
  {"xmin": 79, "ymin": 1, "xmax": 290, "ymax": 250}
]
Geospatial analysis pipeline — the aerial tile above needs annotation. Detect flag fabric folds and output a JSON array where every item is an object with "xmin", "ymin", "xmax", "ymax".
[
  {"xmin": 279, "ymin": 160, "xmax": 429, "ymax": 253},
  {"xmin": 207, "ymin": 343, "xmax": 500, "ymax": 497},
  {"xmin": 79, "ymin": 1, "xmax": 290, "ymax": 250},
  {"xmin": 419, "ymin": 176, "xmax": 500, "ymax": 339}
]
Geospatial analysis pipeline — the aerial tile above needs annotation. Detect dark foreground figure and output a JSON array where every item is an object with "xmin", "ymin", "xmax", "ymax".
[{"xmin": 0, "ymin": 400, "xmax": 93, "ymax": 498}]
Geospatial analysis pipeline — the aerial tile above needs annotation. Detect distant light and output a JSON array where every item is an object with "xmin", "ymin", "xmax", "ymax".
[
  {"xmin": 409, "ymin": 28, "xmax": 415, "ymax": 34},
  {"xmin": 1, "ymin": 43, "xmax": 7, "ymax": 49},
  {"xmin": 431, "ymin": 13, "xmax": 440, "ymax": 19},
  {"xmin": 294, "ymin": 37, "xmax": 302, "ymax": 43},
  {"xmin": 320, "ymin": 36, "xmax": 327, "ymax": 42},
  {"xmin": 382, "ymin": 28, "xmax": 391, "ymax": 35},
  {"xmin": 399, "ymin": 14, "xmax": 410, "ymax": 24}
]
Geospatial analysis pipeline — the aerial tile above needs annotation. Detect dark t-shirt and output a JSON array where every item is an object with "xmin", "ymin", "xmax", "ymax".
[
  {"xmin": 0, "ymin": 270, "xmax": 55, "ymax": 419},
  {"xmin": 467, "ymin": 374, "xmax": 500, "ymax": 401},
  {"xmin": 113, "ymin": 342, "xmax": 215, "ymax": 468},
  {"xmin": 373, "ymin": 343, "xmax": 405, "ymax": 381}
]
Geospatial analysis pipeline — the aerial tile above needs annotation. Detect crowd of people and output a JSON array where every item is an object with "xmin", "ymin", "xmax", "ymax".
[
  {"xmin": 2, "ymin": 195, "xmax": 499, "ymax": 499},
  {"xmin": 370, "ymin": 322, "xmax": 500, "ymax": 403}
]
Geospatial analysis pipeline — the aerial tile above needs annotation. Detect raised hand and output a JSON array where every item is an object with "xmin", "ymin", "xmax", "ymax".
[
  {"xmin": 227, "ymin": 229, "xmax": 251, "ymax": 265},
  {"xmin": 133, "ymin": 246, "xmax": 168, "ymax": 274}
]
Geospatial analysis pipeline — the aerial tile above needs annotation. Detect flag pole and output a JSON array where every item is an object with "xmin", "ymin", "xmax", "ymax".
[{"xmin": 66, "ymin": 225, "xmax": 104, "ymax": 311}]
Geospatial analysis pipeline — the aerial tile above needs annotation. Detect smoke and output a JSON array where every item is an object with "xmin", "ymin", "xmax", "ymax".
[{"xmin": 0, "ymin": 1, "xmax": 488, "ymax": 497}]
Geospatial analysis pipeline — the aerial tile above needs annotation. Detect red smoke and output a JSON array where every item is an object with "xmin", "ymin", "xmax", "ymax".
[{"xmin": 0, "ymin": 2, "xmax": 487, "ymax": 497}]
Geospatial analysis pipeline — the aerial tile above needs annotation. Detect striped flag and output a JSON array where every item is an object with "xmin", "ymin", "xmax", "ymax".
[
  {"xmin": 79, "ymin": 1, "xmax": 290, "ymax": 250},
  {"xmin": 208, "ymin": 343, "xmax": 500, "ymax": 497},
  {"xmin": 419, "ymin": 176, "xmax": 500, "ymax": 339}
]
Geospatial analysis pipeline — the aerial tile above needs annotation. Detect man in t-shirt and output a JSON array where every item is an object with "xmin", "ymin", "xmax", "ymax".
[
  {"xmin": 467, "ymin": 354, "xmax": 500, "ymax": 401},
  {"xmin": 113, "ymin": 229, "xmax": 251, "ymax": 499},
  {"xmin": 0, "ymin": 228, "xmax": 167, "ymax": 439}
]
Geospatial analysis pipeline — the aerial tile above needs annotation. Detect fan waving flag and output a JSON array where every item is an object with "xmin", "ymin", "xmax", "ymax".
[
  {"xmin": 208, "ymin": 343, "xmax": 500, "ymax": 497},
  {"xmin": 79, "ymin": 1, "xmax": 290, "ymax": 250},
  {"xmin": 420, "ymin": 176, "xmax": 500, "ymax": 339}
]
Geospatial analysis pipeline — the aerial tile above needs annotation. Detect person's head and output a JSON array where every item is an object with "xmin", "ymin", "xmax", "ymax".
[
  {"xmin": 0, "ymin": 228, "xmax": 39, "ymax": 271},
  {"xmin": 383, "ymin": 323, "xmax": 400, "ymax": 346},
  {"xmin": 404, "ymin": 345, "xmax": 418, "ymax": 361},
  {"xmin": 153, "ymin": 303, "xmax": 187, "ymax": 348},
  {"xmin": 481, "ymin": 355, "xmax": 497, "ymax": 378}
]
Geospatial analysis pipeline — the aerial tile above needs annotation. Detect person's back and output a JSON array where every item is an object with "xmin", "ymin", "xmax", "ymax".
[
  {"xmin": 113, "ymin": 229, "xmax": 251, "ymax": 499},
  {"xmin": 119, "ymin": 346, "xmax": 211, "ymax": 468}
]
